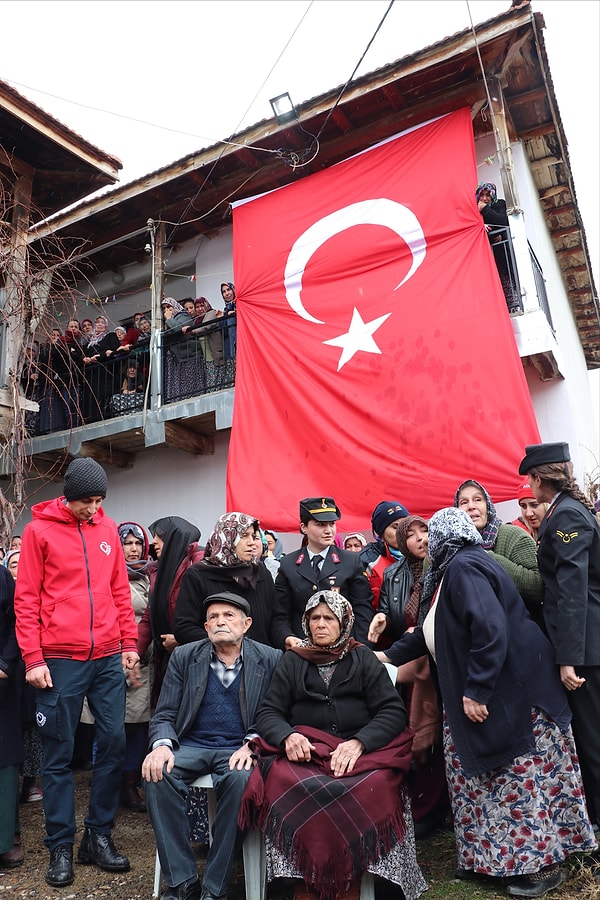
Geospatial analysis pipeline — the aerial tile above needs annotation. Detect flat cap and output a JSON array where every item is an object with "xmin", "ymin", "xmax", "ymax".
[
  {"xmin": 203, "ymin": 592, "xmax": 251, "ymax": 617},
  {"xmin": 518, "ymin": 442, "xmax": 570, "ymax": 475}
]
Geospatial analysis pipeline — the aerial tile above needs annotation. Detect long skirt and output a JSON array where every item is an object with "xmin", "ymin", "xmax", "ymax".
[{"xmin": 446, "ymin": 708, "xmax": 597, "ymax": 877}]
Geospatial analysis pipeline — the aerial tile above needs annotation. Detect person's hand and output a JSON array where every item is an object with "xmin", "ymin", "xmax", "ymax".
[
  {"xmin": 329, "ymin": 738, "xmax": 364, "ymax": 776},
  {"xmin": 284, "ymin": 635, "xmax": 303, "ymax": 650},
  {"xmin": 284, "ymin": 732, "xmax": 315, "ymax": 763},
  {"xmin": 229, "ymin": 743, "xmax": 255, "ymax": 770},
  {"xmin": 368, "ymin": 613, "xmax": 387, "ymax": 642},
  {"xmin": 127, "ymin": 662, "xmax": 143, "ymax": 688},
  {"xmin": 0, "ymin": 670, "xmax": 7, "ymax": 679},
  {"xmin": 26, "ymin": 664, "xmax": 53, "ymax": 689},
  {"xmin": 560, "ymin": 665, "xmax": 586, "ymax": 691},
  {"xmin": 142, "ymin": 746, "xmax": 174, "ymax": 782},
  {"xmin": 122, "ymin": 651, "xmax": 139, "ymax": 671},
  {"xmin": 161, "ymin": 633, "xmax": 178, "ymax": 653},
  {"xmin": 478, "ymin": 198, "xmax": 489, "ymax": 211},
  {"xmin": 105, "ymin": 349, "xmax": 113, "ymax": 357},
  {"xmin": 463, "ymin": 696, "xmax": 488, "ymax": 723}
]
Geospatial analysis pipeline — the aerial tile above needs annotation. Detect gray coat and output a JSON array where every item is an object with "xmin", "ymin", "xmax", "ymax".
[{"xmin": 148, "ymin": 637, "xmax": 282, "ymax": 749}]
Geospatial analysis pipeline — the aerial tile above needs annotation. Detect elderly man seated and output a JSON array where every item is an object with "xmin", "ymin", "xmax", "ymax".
[{"xmin": 142, "ymin": 591, "xmax": 281, "ymax": 900}]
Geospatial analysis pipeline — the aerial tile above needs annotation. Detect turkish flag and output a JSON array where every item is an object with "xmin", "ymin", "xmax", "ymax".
[{"xmin": 227, "ymin": 109, "xmax": 540, "ymax": 531}]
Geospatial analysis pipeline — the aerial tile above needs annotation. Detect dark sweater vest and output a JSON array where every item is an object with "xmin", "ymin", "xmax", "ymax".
[{"xmin": 181, "ymin": 668, "xmax": 245, "ymax": 750}]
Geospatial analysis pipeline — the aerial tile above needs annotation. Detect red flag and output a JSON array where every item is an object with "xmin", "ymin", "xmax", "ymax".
[{"xmin": 227, "ymin": 109, "xmax": 540, "ymax": 530}]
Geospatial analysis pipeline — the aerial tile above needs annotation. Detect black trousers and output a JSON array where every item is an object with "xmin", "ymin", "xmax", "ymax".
[{"xmin": 569, "ymin": 665, "xmax": 600, "ymax": 828}]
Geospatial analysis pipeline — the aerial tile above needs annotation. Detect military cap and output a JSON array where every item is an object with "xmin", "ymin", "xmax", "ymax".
[{"xmin": 299, "ymin": 497, "xmax": 341, "ymax": 524}]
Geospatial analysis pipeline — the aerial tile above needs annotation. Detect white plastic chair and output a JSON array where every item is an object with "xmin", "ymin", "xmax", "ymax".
[
  {"xmin": 152, "ymin": 664, "xmax": 398, "ymax": 900},
  {"xmin": 152, "ymin": 773, "xmax": 266, "ymax": 899}
]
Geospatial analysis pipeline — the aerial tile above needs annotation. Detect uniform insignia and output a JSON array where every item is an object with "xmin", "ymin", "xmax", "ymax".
[
  {"xmin": 296, "ymin": 553, "xmax": 305, "ymax": 565},
  {"xmin": 556, "ymin": 530, "xmax": 578, "ymax": 543},
  {"xmin": 331, "ymin": 552, "xmax": 340, "ymax": 564},
  {"xmin": 99, "ymin": 541, "xmax": 112, "ymax": 555}
]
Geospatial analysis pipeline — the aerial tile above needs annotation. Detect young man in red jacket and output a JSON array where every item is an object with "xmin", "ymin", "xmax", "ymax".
[{"xmin": 14, "ymin": 458, "xmax": 139, "ymax": 889}]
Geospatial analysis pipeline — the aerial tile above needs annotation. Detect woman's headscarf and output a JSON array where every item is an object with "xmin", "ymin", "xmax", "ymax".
[
  {"xmin": 475, "ymin": 182, "xmax": 497, "ymax": 203},
  {"xmin": 395, "ymin": 515, "xmax": 428, "ymax": 626},
  {"xmin": 421, "ymin": 508, "xmax": 482, "ymax": 608},
  {"xmin": 293, "ymin": 590, "xmax": 359, "ymax": 665},
  {"xmin": 86, "ymin": 315, "xmax": 110, "ymax": 347},
  {"xmin": 148, "ymin": 516, "xmax": 201, "ymax": 636},
  {"xmin": 220, "ymin": 282, "xmax": 236, "ymax": 299},
  {"xmin": 118, "ymin": 521, "xmax": 151, "ymax": 579},
  {"xmin": 202, "ymin": 512, "xmax": 259, "ymax": 567},
  {"xmin": 453, "ymin": 479, "xmax": 502, "ymax": 549},
  {"xmin": 343, "ymin": 532, "xmax": 367, "ymax": 550},
  {"xmin": 4, "ymin": 548, "xmax": 20, "ymax": 575},
  {"xmin": 200, "ymin": 512, "xmax": 261, "ymax": 588},
  {"xmin": 161, "ymin": 297, "xmax": 185, "ymax": 315},
  {"xmin": 264, "ymin": 529, "xmax": 284, "ymax": 559}
]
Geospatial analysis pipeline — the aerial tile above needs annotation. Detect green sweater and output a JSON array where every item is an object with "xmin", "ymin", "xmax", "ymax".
[{"xmin": 488, "ymin": 524, "xmax": 544, "ymax": 610}]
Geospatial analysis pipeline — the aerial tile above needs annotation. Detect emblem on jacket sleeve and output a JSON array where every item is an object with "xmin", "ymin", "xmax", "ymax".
[
  {"xmin": 556, "ymin": 530, "xmax": 578, "ymax": 543},
  {"xmin": 99, "ymin": 541, "xmax": 112, "ymax": 555}
]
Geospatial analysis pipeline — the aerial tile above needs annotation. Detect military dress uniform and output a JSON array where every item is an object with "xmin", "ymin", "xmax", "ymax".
[
  {"xmin": 536, "ymin": 490, "xmax": 600, "ymax": 828},
  {"xmin": 272, "ymin": 549, "xmax": 373, "ymax": 648}
]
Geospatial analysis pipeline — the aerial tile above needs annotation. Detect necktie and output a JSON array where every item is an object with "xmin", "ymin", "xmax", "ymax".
[{"xmin": 312, "ymin": 554, "xmax": 323, "ymax": 575}]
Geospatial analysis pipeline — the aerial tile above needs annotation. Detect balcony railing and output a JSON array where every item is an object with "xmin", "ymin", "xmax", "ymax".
[
  {"xmin": 487, "ymin": 225, "xmax": 523, "ymax": 315},
  {"xmin": 23, "ymin": 316, "xmax": 237, "ymax": 438}
]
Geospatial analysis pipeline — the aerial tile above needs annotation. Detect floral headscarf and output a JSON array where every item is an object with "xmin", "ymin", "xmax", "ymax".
[
  {"xmin": 203, "ymin": 512, "xmax": 260, "ymax": 567},
  {"xmin": 422, "ymin": 508, "xmax": 482, "ymax": 608},
  {"xmin": 161, "ymin": 297, "xmax": 185, "ymax": 315},
  {"xmin": 292, "ymin": 590, "xmax": 359, "ymax": 665},
  {"xmin": 454, "ymin": 479, "xmax": 502, "ymax": 549},
  {"xmin": 475, "ymin": 182, "xmax": 497, "ymax": 203},
  {"xmin": 86, "ymin": 315, "xmax": 110, "ymax": 346}
]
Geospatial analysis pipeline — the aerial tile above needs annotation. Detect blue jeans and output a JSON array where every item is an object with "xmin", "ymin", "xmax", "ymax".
[
  {"xmin": 144, "ymin": 746, "xmax": 250, "ymax": 894},
  {"xmin": 36, "ymin": 656, "xmax": 125, "ymax": 848}
]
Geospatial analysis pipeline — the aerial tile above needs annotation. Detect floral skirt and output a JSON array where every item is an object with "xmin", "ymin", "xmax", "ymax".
[
  {"xmin": 446, "ymin": 708, "xmax": 597, "ymax": 877},
  {"xmin": 264, "ymin": 788, "xmax": 428, "ymax": 900}
]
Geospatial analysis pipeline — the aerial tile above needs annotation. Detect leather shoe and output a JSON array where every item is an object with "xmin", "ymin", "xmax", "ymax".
[
  {"xmin": 0, "ymin": 841, "xmax": 24, "ymax": 869},
  {"xmin": 506, "ymin": 869, "xmax": 566, "ymax": 897},
  {"xmin": 200, "ymin": 889, "xmax": 228, "ymax": 900},
  {"xmin": 161, "ymin": 880, "xmax": 202, "ymax": 900},
  {"xmin": 77, "ymin": 827, "xmax": 130, "ymax": 871},
  {"xmin": 46, "ymin": 844, "xmax": 74, "ymax": 887}
]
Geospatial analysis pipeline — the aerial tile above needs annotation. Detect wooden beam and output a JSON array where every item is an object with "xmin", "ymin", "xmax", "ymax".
[
  {"xmin": 164, "ymin": 421, "xmax": 214, "ymax": 455},
  {"xmin": 79, "ymin": 442, "xmax": 135, "ymax": 469}
]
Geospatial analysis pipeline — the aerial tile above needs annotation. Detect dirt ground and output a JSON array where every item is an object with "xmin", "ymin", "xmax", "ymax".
[{"xmin": 3, "ymin": 770, "xmax": 599, "ymax": 900}]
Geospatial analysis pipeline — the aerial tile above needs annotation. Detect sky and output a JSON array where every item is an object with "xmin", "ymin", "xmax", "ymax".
[
  {"xmin": 1, "ymin": 0, "xmax": 599, "ymax": 409},
  {"xmin": 1, "ymin": 0, "xmax": 597, "ymax": 280}
]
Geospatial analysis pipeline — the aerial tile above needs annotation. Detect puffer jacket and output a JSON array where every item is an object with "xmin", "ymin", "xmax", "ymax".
[{"xmin": 15, "ymin": 497, "xmax": 137, "ymax": 670}]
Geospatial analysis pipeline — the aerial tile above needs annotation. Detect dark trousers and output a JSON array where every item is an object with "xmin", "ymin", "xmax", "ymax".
[
  {"xmin": 569, "ymin": 665, "xmax": 600, "ymax": 828},
  {"xmin": 144, "ymin": 745, "xmax": 250, "ymax": 894},
  {"xmin": 37, "ymin": 656, "xmax": 125, "ymax": 848}
]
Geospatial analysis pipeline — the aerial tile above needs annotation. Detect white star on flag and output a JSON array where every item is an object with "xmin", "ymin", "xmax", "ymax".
[{"xmin": 323, "ymin": 307, "xmax": 391, "ymax": 371}]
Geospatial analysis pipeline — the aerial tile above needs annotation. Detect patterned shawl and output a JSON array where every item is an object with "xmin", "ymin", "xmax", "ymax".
[
  {"xmin": 395, "ymin": 515, "xmax": 428, "ymax": 626},
  {"xmin": 200, "ymin": 512, "xmax": 260, "ymax": 588},
  {"xmin": 421, "ymin": 507, "xmax": 482, "ymax": 608},
  {"xmin": 454, "ymin": 479, "xmax": 502, "ymax": 549},
  {"xmin": 292, "ymin": 590, "xmax": 359, "ymax": 665}
]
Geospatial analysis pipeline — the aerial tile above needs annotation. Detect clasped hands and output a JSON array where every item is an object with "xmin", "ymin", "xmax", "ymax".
[{"xmin": 284, "ymin": 731, "xmax": 364, "ymax": 776}]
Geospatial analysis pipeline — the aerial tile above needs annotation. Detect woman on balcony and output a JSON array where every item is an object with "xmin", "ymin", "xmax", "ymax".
[
  {"xmin": 476, "ymin": 182, "xmax": 520, "ymax": 314},
  {"xmin": 161, "ymin": 298, "xmax": 205, "ymax": 403},
  {"xmin": 81, "ymin": 315, "xmax": 120, "ymax": 422}
]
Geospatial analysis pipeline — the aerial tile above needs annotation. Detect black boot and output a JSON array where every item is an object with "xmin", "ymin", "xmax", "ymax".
[
  {"xmin": 119, "ymin": 771, "xmax": 146, "ymax": 812},
  {"xmin": 46, "ymin": 844, "xmax": 74, "ymax": 887},
  {"xmin": 77, "ymin": 827, "xmax": 130, "ymax": 871}
]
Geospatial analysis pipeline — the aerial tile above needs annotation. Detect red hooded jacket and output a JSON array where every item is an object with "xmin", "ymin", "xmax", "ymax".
[{"xmin": 15, "ymin": 497, "xmax": 138, "ymax": 671}]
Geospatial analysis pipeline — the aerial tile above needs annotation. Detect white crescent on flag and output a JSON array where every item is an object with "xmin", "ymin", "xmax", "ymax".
[{"xmin": 283, "ymin": 198, "xmax": 427, "ymax": 325}]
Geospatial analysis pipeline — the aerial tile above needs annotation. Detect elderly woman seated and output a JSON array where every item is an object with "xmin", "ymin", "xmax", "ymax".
[{"xmin": 239, "ymin": 590, "xmax": 427, "ymax": 900}]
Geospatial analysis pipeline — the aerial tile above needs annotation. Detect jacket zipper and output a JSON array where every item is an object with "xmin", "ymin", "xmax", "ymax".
[{"xmin": 78, "ymin": 523, "xmax": 95, "ymax": 659}]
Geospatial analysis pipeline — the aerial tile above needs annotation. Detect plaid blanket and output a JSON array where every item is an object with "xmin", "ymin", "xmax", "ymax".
[{"xmin": 239, "ymin": 725, "xmax": 413, "ymax": 899}]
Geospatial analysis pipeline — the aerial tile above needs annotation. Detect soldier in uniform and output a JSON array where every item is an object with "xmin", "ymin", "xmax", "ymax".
[
  {"xmin": 519, "ymin": 441, "xmax": 600, "ymax": 831},
  {"xmin": 271, "ymin": 497, "xmax": 373, "ymax": 649}
]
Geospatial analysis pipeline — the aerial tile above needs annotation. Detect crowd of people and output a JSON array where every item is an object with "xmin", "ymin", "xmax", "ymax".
[
  {"xmin": 2, "ymin": 441, "xmax": 599, "ymax": 900},
  {"xmin": 19, "ymin": 282, "xmax": 238, "ymax": 437}
]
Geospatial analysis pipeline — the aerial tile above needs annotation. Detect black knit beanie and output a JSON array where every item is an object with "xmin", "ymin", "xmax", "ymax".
[{"xmin": 63, "ymin": 458, "xmax": 108, "ymax": 501}]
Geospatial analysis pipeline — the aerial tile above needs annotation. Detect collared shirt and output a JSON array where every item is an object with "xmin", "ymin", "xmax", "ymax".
[
  {"xmin": 209, "ymin": 646, "xmax": 243, "ymax": 687},
  {"xmin": 307, "ymin": 547, "xmax": 330, "ymax": 564}
]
